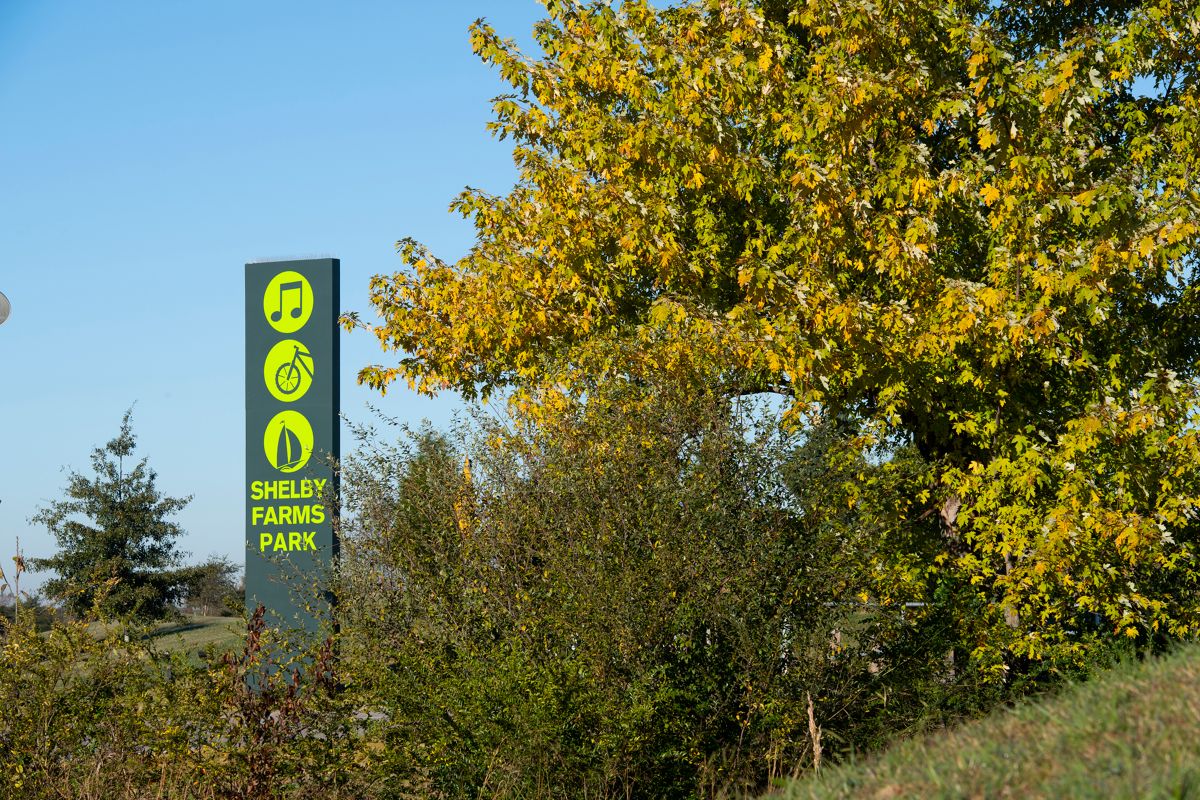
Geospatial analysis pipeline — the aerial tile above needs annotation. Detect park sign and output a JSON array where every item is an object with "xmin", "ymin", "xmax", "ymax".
[{"xmin": 245, "ymin": 259, "xmax": 339, "ymax": 633}]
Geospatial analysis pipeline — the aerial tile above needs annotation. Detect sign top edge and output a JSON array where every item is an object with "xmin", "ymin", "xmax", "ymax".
[{"xmin": 246, "ymin": 257, "xmax": 340, "ymax": 267}]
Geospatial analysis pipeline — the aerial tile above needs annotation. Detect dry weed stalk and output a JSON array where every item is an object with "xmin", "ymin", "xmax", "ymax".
[{"xmin": 807, "ymin": 692, "xmax": 822, "ymax": 772}]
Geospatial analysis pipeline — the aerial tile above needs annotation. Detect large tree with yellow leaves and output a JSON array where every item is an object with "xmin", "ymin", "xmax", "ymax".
[{"xmin": 352, "ymin": 0, "xmax": 1200, "ymax": 668}]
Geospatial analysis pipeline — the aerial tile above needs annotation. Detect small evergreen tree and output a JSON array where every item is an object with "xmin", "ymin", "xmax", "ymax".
[{"xmin": 31, "ymin": 409, "xmax": 195, "ymax": 621}]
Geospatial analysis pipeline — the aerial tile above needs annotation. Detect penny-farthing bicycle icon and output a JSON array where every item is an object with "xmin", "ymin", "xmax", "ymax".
[{"xmin": 275, "ymin": 344, "xmax": 314, "ymax": 395}]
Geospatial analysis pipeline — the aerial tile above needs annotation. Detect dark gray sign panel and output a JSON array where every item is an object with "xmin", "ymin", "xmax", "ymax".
[{"xmin": 245, "ymin": 259, "xmax": 339, "ymax": 633}]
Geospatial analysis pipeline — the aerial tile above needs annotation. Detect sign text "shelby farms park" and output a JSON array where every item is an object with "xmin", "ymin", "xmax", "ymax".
[{"xmin": 249, "ymin": 479, "xmax": 329, "ymax": 550}]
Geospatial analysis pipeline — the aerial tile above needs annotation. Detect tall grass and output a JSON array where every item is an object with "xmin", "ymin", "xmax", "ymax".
[{"xmin": 780, "ymin": 644, "xmax": 1200, "ymax": 799}]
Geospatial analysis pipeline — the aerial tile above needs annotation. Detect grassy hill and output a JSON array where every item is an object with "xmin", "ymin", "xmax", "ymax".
[
  {"xmin": 75, "ymin": 615, "xmax": 245, "ymax": 663},
  {"xmin": 779, "ymin": 645, "xmax": 1200, "ymax": 800},
  {"xmin": 147, "ymin": 615, "xmax": 244, "ymax": 657}
]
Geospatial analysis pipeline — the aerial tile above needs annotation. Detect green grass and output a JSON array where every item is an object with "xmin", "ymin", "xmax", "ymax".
[
  {"xmin": 147, "ymin": 615, "xmax": 244, "ymax": 657},
  {"xmin": 778, "ymin": 645, "xmax": 1200, "ymax": 800},
  {"xmin": 77, "ymin": 615, "xmax": 245, "ymax": 663}
]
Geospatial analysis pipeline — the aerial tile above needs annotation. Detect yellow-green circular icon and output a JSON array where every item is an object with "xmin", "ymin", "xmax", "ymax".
[
  {"xmin": 263, "ymin": 271, "xmax": 313, "ymax": 333},
  {"xmin": 263, "ymin": 410, "xmax": 314, "ymax": 473},
  {"xmin": 263, "ymin": 339, "xmax": 314, "ymax": 402}
]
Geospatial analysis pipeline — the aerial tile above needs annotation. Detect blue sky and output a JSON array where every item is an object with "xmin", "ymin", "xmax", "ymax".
[{"xmin": 0, "ymin": 1, "xmax": 549, "ymax": 591}]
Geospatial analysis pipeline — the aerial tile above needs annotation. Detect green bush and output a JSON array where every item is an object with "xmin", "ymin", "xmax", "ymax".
[
  {"xmin": 0, "ymin": 604, "xmax": 375, "ymax": 799},
  {"xmin": 333, "ymin": 390, "xmax": 999, "ymax": 798}
]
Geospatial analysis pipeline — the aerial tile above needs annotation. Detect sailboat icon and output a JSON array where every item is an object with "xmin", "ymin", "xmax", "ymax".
[
  {"xmin": 276, "ymin": 420, "xmax": 306, "ymax": 471},
  {"xmin": 264, "ymin": 410, "xmax": 313, "ymax": 473}
]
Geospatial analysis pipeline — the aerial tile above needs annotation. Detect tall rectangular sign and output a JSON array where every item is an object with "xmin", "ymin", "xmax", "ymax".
[{"xmin": 245, "ymin": 258, "xmax": 340, "ymax": 632}]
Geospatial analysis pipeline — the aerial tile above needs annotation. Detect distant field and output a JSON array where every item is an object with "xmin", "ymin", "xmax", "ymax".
[
  {"xmin": 778, "ymin": 644, "xmax": 1200, "ymax": 799},
  {"xmin": 147, "ymin": 615, "xmax": 244, "ymax": 657},
  {"xmin": 46, "ymin": 615, "xmax": 246, "ymax": 669}
]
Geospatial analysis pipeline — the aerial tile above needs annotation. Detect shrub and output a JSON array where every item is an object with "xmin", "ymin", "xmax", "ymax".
[{"xmin": 333, "ymin": 389, "xmax": 996, "ymax": 798}]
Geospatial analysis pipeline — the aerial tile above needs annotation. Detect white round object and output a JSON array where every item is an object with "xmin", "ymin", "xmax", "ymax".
[{"xmin": 0, "ymin": 291, "xmax": 9, "ymax": 326}]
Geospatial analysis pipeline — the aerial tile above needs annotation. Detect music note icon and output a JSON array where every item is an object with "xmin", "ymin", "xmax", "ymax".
[
  {"xmin": 270, "ymin": 281, "xmax": 305, "ymax": 322},
  {"xmin": 263, "ymin": 271, "xmax": 313, "ymax": 333}
]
